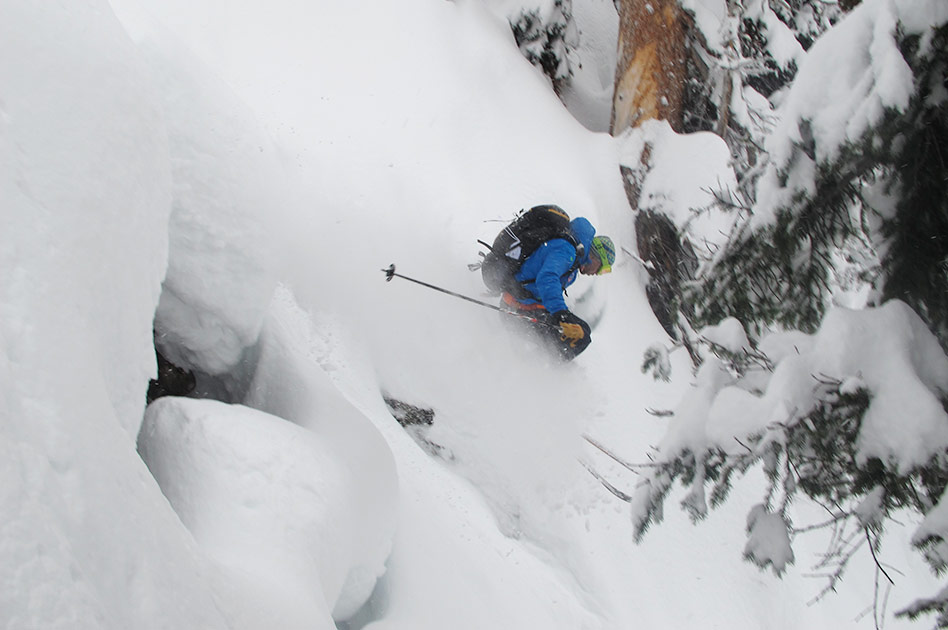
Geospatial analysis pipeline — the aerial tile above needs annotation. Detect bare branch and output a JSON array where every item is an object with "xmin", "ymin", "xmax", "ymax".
[
  {"xmin": 866, "ymin": 527, "xmax": 896, "ymax": 586},
  {"xmin": 578, "ymin": 459, "xmax": 634, "ymax": 502},
  {"xmin": 583, "ymin": 434, "xmax": 653, "ymax": 472}
]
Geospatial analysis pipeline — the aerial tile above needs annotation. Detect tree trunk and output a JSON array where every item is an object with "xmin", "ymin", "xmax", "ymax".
[
  {"xmin": 612, "ymin": 0, "xmax": 693, "ymax": 340},
  {"xmin": 611, "ymin": 0, "xmax": 688, "ymax": 135}
]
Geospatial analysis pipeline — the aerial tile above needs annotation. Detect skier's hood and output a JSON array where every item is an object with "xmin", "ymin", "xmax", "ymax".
[{"xmin": 570, "ymin": 217, "xmax": 596, "ymax": 265}]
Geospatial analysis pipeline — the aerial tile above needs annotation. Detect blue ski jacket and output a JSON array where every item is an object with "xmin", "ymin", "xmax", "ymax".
[{"xmin": 513, "ymin": 217, "xmax": 596, "ymax": 314}]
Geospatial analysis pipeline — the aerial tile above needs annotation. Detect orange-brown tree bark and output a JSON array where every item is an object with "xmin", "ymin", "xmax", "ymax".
[{"xmin": 611, "ymin": 0, "xmax": 688, "ymax": 135}]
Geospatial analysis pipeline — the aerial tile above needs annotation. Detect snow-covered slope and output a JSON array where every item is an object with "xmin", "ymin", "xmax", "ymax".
[
  {"xmin": 1, "ymin": 2, "xmax": 226, "ymax": 627},
  {"xmin": 1, "ymin": 0, "xmax": 940, "ymax": 628}
]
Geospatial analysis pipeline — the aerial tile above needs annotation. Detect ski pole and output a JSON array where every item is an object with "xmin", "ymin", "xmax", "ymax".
[{"xmin": 381, "ymin": 264, "xmax": 554, "ymax": 326}]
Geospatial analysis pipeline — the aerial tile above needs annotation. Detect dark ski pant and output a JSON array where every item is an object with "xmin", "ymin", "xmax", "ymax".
[{"xmin": 500, "ymin": 300, "xmax": 591, "ymax": 362}]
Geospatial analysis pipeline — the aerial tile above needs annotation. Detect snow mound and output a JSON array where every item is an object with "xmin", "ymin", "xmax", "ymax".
[
  {"xmin": 139, "ymin": 396, "xmax": 395, "ymax": 625},
  {"xmin": 823, "ymin": 301, "xmax": 948, "ymax": 470},
  {"xmin": 2, "ymin": 4, "xmax": 231, "ymax": 628},
  {"xmin": 245, "ymin": 285, "xmax": 399, "ymax": 620},
  {"xmin": 1, "ymin": 0, "xmax": 171, "ymax": 437},
  {"xmin": 126, "ymin": 25, "xmax": 286, "ymax": 378}
]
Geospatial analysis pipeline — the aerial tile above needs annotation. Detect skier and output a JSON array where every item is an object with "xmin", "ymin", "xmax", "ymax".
[{"xmin": 480, "ymin": 206, "xmax": 615, "ymax": 361}]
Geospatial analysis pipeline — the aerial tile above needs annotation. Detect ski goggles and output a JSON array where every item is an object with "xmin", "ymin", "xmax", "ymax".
[{"xmin": 591, "ymin": 238, "xmax": 613, "ymax": 275}]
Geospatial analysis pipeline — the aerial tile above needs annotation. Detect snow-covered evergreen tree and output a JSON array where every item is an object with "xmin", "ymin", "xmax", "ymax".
[
  {"xmin": 690, "ymin": 6, "xmax": 947, "ymax": 339},
  {"xmin": 614, "ymin": 0, "xmax": 842, "ymax": 347},
  {"xmin": 680, "ymin": 0, "xmax": 842, "ymax": 177},
  {"xmin": 505, "ymin": 0, "xmax": 579, "ymax": 92},
  {"xmin": 635, "ymin": 1, "xmax": 948, "ymax": 624}
]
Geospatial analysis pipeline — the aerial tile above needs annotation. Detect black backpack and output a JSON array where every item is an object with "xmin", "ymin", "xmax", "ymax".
[{"xmin": 477, "ymin": 205, "xmax": 583, "ymax": 299}]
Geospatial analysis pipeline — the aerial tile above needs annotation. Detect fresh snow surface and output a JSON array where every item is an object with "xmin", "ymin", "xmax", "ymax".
[{"xmin": 2, "ymin": 0, "xmax": 945, "ymax": 629}]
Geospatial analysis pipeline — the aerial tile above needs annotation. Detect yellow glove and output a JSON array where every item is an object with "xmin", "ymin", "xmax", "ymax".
[
  {"xmin": 559, "ymin": 322, "xmax": 586, "ymax": 347},
  {"xmin": 553, "ymin": 310, "xmax": 589, "ymax": 349}
]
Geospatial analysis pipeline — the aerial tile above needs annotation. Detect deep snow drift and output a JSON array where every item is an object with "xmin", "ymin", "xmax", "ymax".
[{"xmin": 1, "ymin": 0, "xmax": 942, "ymax": 628}]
